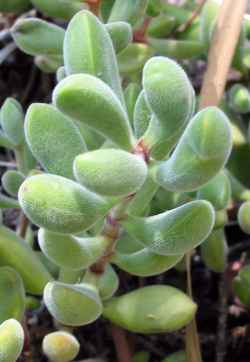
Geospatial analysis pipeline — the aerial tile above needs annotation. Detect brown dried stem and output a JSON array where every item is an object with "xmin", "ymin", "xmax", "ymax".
[{"xmin": 200, "ymin": 0, "xmax": 248, "ymax": 108}]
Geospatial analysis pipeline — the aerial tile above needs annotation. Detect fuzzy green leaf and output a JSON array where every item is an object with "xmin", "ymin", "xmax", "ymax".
[
  {"xmin": 142, "ymin": 56, "xmax": 195, "ymax": 157},
  {"xmin": 53, "ymin": 74, "xmax": 134, "ymax": 150},
  {"xmin": 118, "ymin": 43, "xmax": 155, "ymax": 75},
  {"xmin": 64, "ymin": 10, "xmax": 124, "ymax": 105},
  {"xmin": 0, "ymin": 98, "xmax": 24, "ymax": 146},
  {"xmin": 25, "ymin": 103, "xmax": 86, "ymax": 179},
  {"xmin": 154, "ymin": 107, "xmax": 232, "ymax": 192},
  {"xmin": 0, "ymin": 0, "xmax": 30, "ymax": 12},
  {"xmin": 0, "ymin": 267, "xmax": 25, "ymax": 323},
  {"xmin": 108, "ymin": 0, "xmax": 149, "ymax": 27},
  {"xmin": 197, "ymin": 170, "xmax": 231, "ymax": 210},
  {"xmin": 123, "ymin": 200, "xmax": 215, "ymax": 255},
  {"xmin": 31, "ymin": 0, "xmax": 85, "ymax": 20},
  {"xmin": 74, "ymin": 149, "xmax": 147, "ymax": 197},
  {"xmin": 38, "ymin": 229, "xmax": 110, "ymax": 270},
  {"xmin": 19, "ymin": 174, "xmax": 113, "ymax": 234},
  {"xmin": 103, "ymin": 285, "xmax": 196, "ymax": 334},
  {"xmin": 201, "ymin": 228, "xmax": 228, "ymax": 273},
  {"xmin": 147, "ymin": 14, "xmax": 176, "ymax": 38},
  {"xmin": 2, "ymin": 170, "xmax": 25, "ymax": 197},
  {"xmin": 11, "ymin": 18, "xmax": 65, "ymax": 57},
  {"xmin": 44, "ymin": 281, "xmax": 102, "ymax": 326},
  {"xmin": 106, "ymin": 21, "xmax": 133, "ymax": 54},
  {"xmin": 0, "ymin": 226, "xmax": 52, "ymax": 295},
  {"xmin": 113, "ymin": 248, "xmax": 183, "ymax": 277},
  {"xmin": 148, "ymin": 39, "xmax": 205, "ymax": 60}
]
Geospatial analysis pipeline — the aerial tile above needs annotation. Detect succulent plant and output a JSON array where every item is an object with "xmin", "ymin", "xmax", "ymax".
[{"xmin": 0, "ymin": 0, "xmax": 247, "ymax": 359}]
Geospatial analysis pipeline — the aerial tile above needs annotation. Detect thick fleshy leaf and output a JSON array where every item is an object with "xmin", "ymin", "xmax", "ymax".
[
  {"xmin": 74, "ymin": 149, "xmax": 147, "ymax": 197},
  {"xmin": 154, "ymin": 107, "xmax": 232, "ymax": 192},
  {"xmin": 201, "ymin": 229, "xmax": 228, "ymax": 273},
  {"xmin": 233, "ymin": 266, "xmax": 250, "ymax": 306},
  {"xmin": 113, "ymin": 248, "xmax": 183, "ymax": 277},
  {"xmin": 123, "ymin": 200, "xmax": 215, "ymax": 255},
  {"xmin": 142, "ymin": 56, "xmax": 195, "ymax": 156},
  {"xmin": 31, "ymin": 0, "xmax": 85, "ymax": 20},
  {"xmin": 83, "ymin": 264, "xmax": 119, "ymax": 300},
  {"xmin": 0, "ymin": 98, "xmax": 24, "ymax": 146},
  {"xmin": 197, "ymin": 171, "xmax": 231, "ymax": 210},
  {"xmin": 0, "ymin": 0, "xmax": 29, "ymax": 12},
  {"xmin": 108, "ymin": 0, "xmax": 149, "ymax": 27},
  {"xmin": 0, "ymin": 267, "xmax": 25, "ymax": 323},
  {"xmin": 238, "ymin": 201, "xmax": 250, "ymax": 234},
  {"xmin": 118, "ymin": 43, "xmax": 155, "ymax": 75},
  {"xmin": 11, "ymin": 18, "xmax": 65, "ymax": 57},
  {"xmin": 25, "ymin": 104, "xmax": 86, "ymax": 179},
  {"xmin": 0, "ymin": 193, "xmax": 20, "ymax": 209},
  {"xmin": 103, "ymin": 285, "xmax": 197, "ymax": 334},
  {"xmin": 0, "ymin": 131, "xmax": 15, "ymax": 149},
  {"xmin": 228, "ymin": 84, "xmax": 250, "ymax": 114},
  {"xmin": 0, "ymin": 319, "xmax": 24, "ymax": 362},
  {"xmin": 38, "ymin": 229, "xmax": 110, "ymax": 270},
  {"xmin": 15, "ymin": 142, "xmax": 36, "ymax": 176},
  {"xmin": 44, "ymin": 281, "xmax": 102, "ymax": 326},
  {"xmin": 147, "ymin": 14, "xmax": 176, "ymax": 38},
  {"xmin": 42, "ymin": 331, "xmax": 80, "ymax": 362},
  {"xmin": 148, "ymin": 38, "xmax": 205, "ymax": 60},
  {"xmin": 2, "ymin": 170, "xmax": 25, "ymax": 197},
  {"xmin": 64, "ymin": 10, "xmax": 124, "ymax": 105},
  {"xmin": 19, "ymin": 174, "xmax": 113, "ymax": 234},
  {"xmin": 133, "ymin": 90, "xmax": 152, "ymax": 138},
  {"xmin": 124, "ymin": 82, "xmax": 141, "ymax": 124},
  {"xmin": 0, "ymin": 226, "xmax": 52, "ymax": 295},
  {"xmin": 106, "ymin": 21, "xmax": 132, "ymax": 54},
  {"xmin": 214, "ymin": 210, "xmax": 228, "ymax": 229},
  {"xmin": 53, "ymin": 74, "xmax": 134, "ymax": 150}
]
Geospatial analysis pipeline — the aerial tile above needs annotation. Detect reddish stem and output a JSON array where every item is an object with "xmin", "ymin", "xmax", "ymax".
[
  {"xmin": 133, "ymin": 17, "xmax": 151, "ymax": 43},
  {"xmin": 111, "ymin": 325, "xmax": 133, "ymax": 362},
  {"xmin": 133, "ymin": 139, "xmax": 150, "ymax": 164},
  {"xmin": 86, "ymin": 0, "xmax": 102, "ymax": 15}
]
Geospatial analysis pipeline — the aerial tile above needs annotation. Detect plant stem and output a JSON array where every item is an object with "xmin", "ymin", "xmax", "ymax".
[
  {"xmin": 215, "ymin": 272, "xmax": 228, "ymax": 362},
  {"xmin": 111, "ymin": 325, "xmax": 133, "ymax": 362},
  {"xmin": 185, "ymin": 252, "xmax": 202, "ymax": 362},
  {"xmin": 175, "ymin": 0, "xmax": 206, "ymax": 34},
  {"xmin": 17, "ymin": 212, "xmax": 29, "ymax": 238}
]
